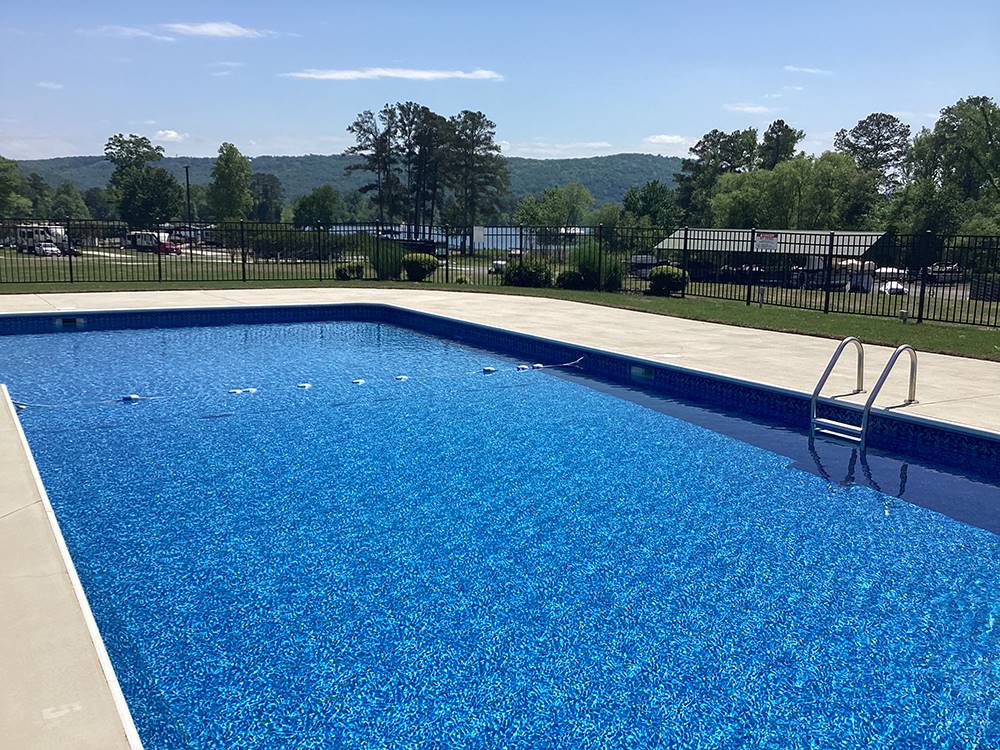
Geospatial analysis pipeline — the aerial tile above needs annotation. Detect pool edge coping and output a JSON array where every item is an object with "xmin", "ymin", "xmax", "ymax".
[{"xmin": 0, "ymin": 384, "xmax": 144, "ymax": 750}]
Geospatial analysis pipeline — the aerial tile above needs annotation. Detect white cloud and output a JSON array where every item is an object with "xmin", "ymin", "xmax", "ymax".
[
  {"xmin": 154, "ymin": 129, "xmax": 188, "ymax": 143},
  {"xmin": 213, "ymin": 61, "xmax": 244, "ymax": 68},
  {"xmin": 501, "ymin": 140, "xmax": 613, "ymax": 158},
  {"xmin": 36, "ymin": 81, "xmax": 64, "ymax": 90},
  {"xmin": 783, "ymin": 85, "xmax": 805, "ymax": 91},
  {"xmin": 641, "ymin": 134, "xmax": 694, "ymax": 157},
  {"xmin": 783, "ymin": 64, "xmax": 832, "ymax": 75},
  {"xmin": 282, "ymin": 67, "xmax": 504, "ymax": 81},
  {"xmin": 643, "ymin": 134, "xmax": 688, "ymax": 145},
  {"xmin": 210, "ymin": 70, "xmax": 233, "ymax": 77},
  {"xmin": 162, "ymin": 21, "xmax": 271, "ymax": 38},
  {"xmin": 725, "ymin": 103, "xmax": 774, "ymax": 114},
  {"xmin": 81, "ymin": 25, "xmax": 175, "ymax": 42}
]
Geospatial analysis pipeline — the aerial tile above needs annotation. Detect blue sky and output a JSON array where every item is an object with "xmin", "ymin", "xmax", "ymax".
[{"xmin": 1, "ymin": 0, "xmax": 997, "ymax": 160}]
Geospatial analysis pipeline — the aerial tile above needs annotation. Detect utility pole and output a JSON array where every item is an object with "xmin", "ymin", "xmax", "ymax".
[{"xmin": 184, "ymin": 165, "xmax": 193, "ymax": 226}]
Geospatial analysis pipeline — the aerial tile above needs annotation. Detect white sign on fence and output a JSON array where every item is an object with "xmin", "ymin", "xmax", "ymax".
[
  {"xmin": 754, "ymin": 231, "xmax": 779, "ymax": 252},
  {"xmin": 473, "ymin": 226, "xmax": 485, "ymax": 246}
]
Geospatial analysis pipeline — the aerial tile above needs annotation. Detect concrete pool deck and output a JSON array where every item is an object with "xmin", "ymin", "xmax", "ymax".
[{"xmin": 0, "ymin": 287, "xmax": 998, "ymax": 748}]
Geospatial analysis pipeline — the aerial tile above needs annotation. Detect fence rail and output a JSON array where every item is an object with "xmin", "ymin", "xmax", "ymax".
[{"xmin": 3, "ymin": 219, "xmax": 999, "ymax": 327}]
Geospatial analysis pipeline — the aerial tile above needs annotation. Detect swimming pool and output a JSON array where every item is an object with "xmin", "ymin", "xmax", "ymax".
[{"xmin": 2, "ymin": 316, "xmax": 998, "ymax": 749}]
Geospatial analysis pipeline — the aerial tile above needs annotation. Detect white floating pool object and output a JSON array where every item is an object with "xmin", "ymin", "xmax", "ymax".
[
  {"xmin": 352, "ymin": 378, "xmax": 365, "ymax": 385},
  {"xmin": 13, "ymin": 401, "xmax": 27, "ymax": 411},
  {"xmin": 482, "ymin": 367, "xmax": 497, "ymax": 374},
  {"xmin": 516, "ymin": 364, "xmax": 530, "ymax": 371},
  {"xmin": 245, "ymin": 387, "xmax": 258, "ymax": 394},
  {"xmin": 228, "ymin": 389, "xmax": 243, "ymax": 395},
  {"xmin": 297, "ymin": 383, "xmax": 312, "ymax": 389},
  {"xmin": 122, "ymin": 394, "xmax": 142, "ymax": 402},
  {"xmin": 395, "ymin": 375, "xmax": 409, "ymax": 381},
  {"xmin": 532, "ymin": 363, "xmax": 545, "ymax": 369}
]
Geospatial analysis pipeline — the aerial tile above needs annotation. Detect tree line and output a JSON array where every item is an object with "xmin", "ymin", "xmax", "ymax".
[
  {"xmin": 506, "ymin": 95, "xmax": 999, "ymax": 236},
  {"xmin": 1, "ymin": 94, "xmax": 997, "ymax": 235}
]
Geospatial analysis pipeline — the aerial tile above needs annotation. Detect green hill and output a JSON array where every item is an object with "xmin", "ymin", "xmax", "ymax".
[{"xmin": 14, "ymin": 153, "xmax": 682, "ymax": 205}]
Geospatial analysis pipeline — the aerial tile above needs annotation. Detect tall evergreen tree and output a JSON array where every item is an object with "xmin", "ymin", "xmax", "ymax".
[{"xmin": 207, "ymin": 142, "xmax": 253, "ymax": 220}]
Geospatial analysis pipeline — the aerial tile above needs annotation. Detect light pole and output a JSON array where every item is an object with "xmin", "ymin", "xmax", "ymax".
[{"xmin": 184, "ymin": 165, "xmax": 192, "ymax": 227}]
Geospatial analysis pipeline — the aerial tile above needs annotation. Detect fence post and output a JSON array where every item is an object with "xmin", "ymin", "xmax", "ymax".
[
  {"xmin": 823, "ymin": 230, "xmax": 835, "ymax": 314},
  {"xmin": 746, "ymin": 227, "xmax": 756, "ymax": 305},
  {"xmin": 66, "ymin": 217, "xmax": 75, "ymax": 283},
  {"xmin": 444, "ymin": 225, "xmax": 450, "ymax": 284},
  {"xmin": 681, "ymin": 226, "xmax": 689, "ymax": 298},
  {"xmin": 597, "ymin": 224, "xmax": 605, "ymax": 292},
  {"xmin": 316, "ymin": 226, "xmax": 323, "ymax": 281},
  {"xmin": 916, "ymin": 231, "xmax": 930, "ymax": 323},
  {"xmin": 240, "ymin": 220, "xmax": 247, "ymax": 282},
  {"xmin": 156, "ymin": 222, "xmax": 163, "ymax": 283}
]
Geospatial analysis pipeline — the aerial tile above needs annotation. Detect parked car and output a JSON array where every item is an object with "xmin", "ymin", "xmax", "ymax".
[
  {"xmin": 879, "ymin": 281, "xmax": 908, "ymax": 295},
  {"xmin": 32, "ymin": 242, "xmax": 63, "ymax": 257},
  {"xmin": 129, "ymin": 231, "xmax": 181, "ymax": 255}
]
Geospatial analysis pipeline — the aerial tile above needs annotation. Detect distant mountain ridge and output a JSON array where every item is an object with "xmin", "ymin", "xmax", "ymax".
[{"xmin": 14, "ymin": 152, "xmax": 683, "ymax": 205}]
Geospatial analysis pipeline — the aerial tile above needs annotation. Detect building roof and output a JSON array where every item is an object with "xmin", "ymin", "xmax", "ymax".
[{"xmin": 654, "ymin": 229, "xmax": 888, "ymax": 256}]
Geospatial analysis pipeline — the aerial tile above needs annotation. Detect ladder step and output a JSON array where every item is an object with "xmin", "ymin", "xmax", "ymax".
[
  {"xmin": 814, "ymin": 428, "xmax": 863, "ymax": 444},
  {"xmin": 813, "ymin": 418, "xmax": 862, "ymax": 435}
]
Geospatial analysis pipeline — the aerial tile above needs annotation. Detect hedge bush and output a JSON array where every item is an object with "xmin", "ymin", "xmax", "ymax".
[
  {"xmin": 370, "ymin": 240, "xmax": 407, "ymax": 280},
  {"xmin": 568, "ymin": 243, "xmax": 624, "ymax": 291},
  {"xmin": 502, "ymin": 256, "xmax": 553, "ymax": 288},
  {"xmin": 402, "ymin": 253, "xmax": 439, "ymax": 282},
  {"xmin": 647, "ymin": 265, "xmax": 689, "ymax": 296},
  {"xmin": 555, "ymin": 270, "xmax": 587, "ymax": 290},
  {"xmin": 333, "ymin": 262, "xmax": 364, "ymax": 280}
]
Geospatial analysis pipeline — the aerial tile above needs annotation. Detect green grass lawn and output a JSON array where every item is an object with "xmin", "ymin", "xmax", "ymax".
[{"xmin": 2, "ymin": 272, "xmax": 998, "ymax": 362}]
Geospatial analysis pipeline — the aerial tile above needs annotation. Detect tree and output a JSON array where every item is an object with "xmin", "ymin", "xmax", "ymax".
[
  {"xmin": 24, "ymin": 173, "xmax": 53, "ymax": 218},
  {"xmin": 513, "ymin": 182, "xmax": 594, "ymax": 226},
  {"xmin": 930, "ymin": 95, "xmax": 1000, "ymax": 202},
  {"xmin": 117, "ymin": 168, "xmax": 183, "ymax": 225},
  {"xmin": 445, "ymin": 110, "xmax": 508, "ymax": 228},
  {"xmin": 249, "ymin": 173, "xmax": 285, "ymax": 223},
  {"xmin": 0, "ymin": 157, "xmax": 31, "ymax": 218},
  {"xmin": 393, "ymin": 102, "xmax": 450, "ymax": 234},
  {"xmin": 83, "ymin": 187, "xmax": 116, "ymax": 220},
  {"xmin": 293, "ymin": 185, "xmax": 345, "ymax": 227},
  {"xmin": 622, "ymin": 179, "xmax": 680, "ymax": 227},
  {"xmin": 207, "ymin": 142, "xmax": 253, "ymax": 220},
  {"xmin": 103, "ymin": 133, "xmax": 179, "ymax": 224},
  {"xmin": 882, "ymin": 179, "xmax": 965, "ymax": 234},
  {"xmin": 675, "ymin": 128, "xmax": 758, "ymax": 225},
  {"xmin": 834, "ymin": 113, "xmax": 910, "ymax": 193},
  {"xmin": 51, "ymin": 183, "xmax": 91, "ymax": 219},
  {"xmin": 346, "ymin": 106, "xmax": 401, "ymax": 224},
  {"xmin": 710, "ymin": 153, "xmax": 876, "ymax": 230},
  {"xmin": 758, "ymin": 120, "xmax": 804, "ymax": 170}
]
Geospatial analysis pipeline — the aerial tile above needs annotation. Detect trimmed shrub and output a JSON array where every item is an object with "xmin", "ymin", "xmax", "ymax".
[
  {"xmin": 555, "ymin": 270, "xmax": 587, "ymax": 290},
  {"xmin": 334, "ymin": 262, "xmax": 364, "ymax": 280},
  {"xmin": 647, "ymin": 265, "xmax": 689, "ymax": 296},
  {"xmin": 402, "ymin": 252, "xmax": 439, "ymax": 282},
  {"xmin": 502, "ymin": 256, "xmax": 553, "ymax": 288},
  {"xmin": 370, "ymin": 240, "xmax": 407, "ymax": 280},
  {"xmin": 566, "ymin": 243, "xmax": 624, "ymax": 291}
]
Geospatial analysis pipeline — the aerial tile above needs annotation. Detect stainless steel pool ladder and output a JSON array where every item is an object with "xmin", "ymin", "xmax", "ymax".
[{"xmin": 810, "ymin": 338, "xmax": 918, "ymax": 450}]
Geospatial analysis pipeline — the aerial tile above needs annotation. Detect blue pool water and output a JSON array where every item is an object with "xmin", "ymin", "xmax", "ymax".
[{"xmin": 1, "ymin": 321, "xmax": 998, "ymax": 749}]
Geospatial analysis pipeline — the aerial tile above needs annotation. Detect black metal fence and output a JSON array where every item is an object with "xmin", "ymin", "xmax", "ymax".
[{"xmin": 2, "ymin": 219, "xmax": 999, "ymax": 327}]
